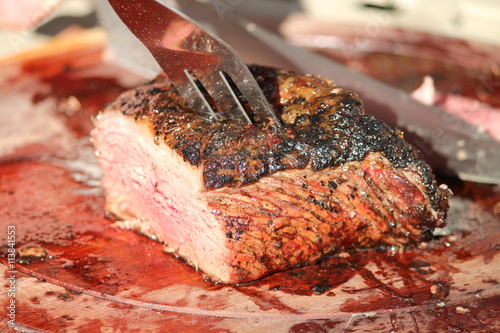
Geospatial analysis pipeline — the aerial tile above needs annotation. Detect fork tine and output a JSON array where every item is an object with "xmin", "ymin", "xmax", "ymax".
[
  {"xmin": 170, "ymin": 70, "xmax": 218, "ymax": 120},
  {"xmin": 109, "ymin": 0, "xmax": 282, "ymax": 129},
  {"xmin": 224, "ymin": 67, "xmax": 282, "ymax": 128},
  {"xmin": 195, "ymin": 71, "xmax": 252, "ymax": 125}
]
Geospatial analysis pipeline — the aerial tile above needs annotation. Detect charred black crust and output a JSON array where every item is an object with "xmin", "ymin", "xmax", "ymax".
[{"xmin": 107, "ymin": 65, "xmax": 447, "ymax": 215}]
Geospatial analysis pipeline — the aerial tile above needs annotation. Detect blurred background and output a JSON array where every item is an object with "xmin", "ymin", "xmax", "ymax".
[
  {"xmin": 2, "ymin": 0, "xmax": 499, "ymax": 206},
  {"xmin": 1, "ymin": 0, "xmax": 500, "ymax": 58},
  {"xmin": 1, "ymin": 0, "xmax": 499, "ymax": 125}
]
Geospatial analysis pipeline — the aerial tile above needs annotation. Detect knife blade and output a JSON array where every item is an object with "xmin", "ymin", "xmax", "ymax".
[
  {"xmin": 237, "ymin": 20, "xmax": 500, "ymax": 184},
  {"xmin": 97, "ymin": 0, "xmax": 500, "ymax": 184},
  {"xmin": 177, "ymin": 1, "xmax": 500, "ymax": 184}
]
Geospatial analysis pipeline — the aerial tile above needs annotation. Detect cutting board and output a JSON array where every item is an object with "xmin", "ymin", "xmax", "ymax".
[{"xmin": 0, "ymin": 29, "xmax": 499, "ymax": 333}]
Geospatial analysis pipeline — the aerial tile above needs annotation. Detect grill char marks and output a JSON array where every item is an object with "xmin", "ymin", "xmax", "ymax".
[
  {"xmin": 110, "ymin": 65, "xmax": 441, "ymax": 211},
  {"xmin": 94, "ymin": 65, "xmax": 452, "ymax": 283},
  {"xmin": 203, "ymin": 153, "xmax": 444, "ymax": 282}
]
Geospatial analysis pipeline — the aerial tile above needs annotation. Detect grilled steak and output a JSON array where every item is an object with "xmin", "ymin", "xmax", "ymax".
[{"xmin": 91, "ymin": 65, "xmax": 451, "ymax": 284}]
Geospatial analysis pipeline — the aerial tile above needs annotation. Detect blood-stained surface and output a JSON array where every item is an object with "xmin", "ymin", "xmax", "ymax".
[{"xmin": 0, "ymin": 29, "xmax": 498, "ymax": 332}]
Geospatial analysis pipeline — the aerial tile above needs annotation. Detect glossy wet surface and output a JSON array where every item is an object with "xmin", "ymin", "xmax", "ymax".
[{"xmin": 0, "ymin": 30, "xmax": 499, "ymax": 332}]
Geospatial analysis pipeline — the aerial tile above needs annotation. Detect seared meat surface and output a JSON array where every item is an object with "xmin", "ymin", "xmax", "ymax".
[{"xmin": 91, "ymin": 65, "xmax": 451, "ymax": 283}]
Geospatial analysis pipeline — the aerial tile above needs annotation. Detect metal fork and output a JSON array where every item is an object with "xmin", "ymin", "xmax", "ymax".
[{"xmin": 107, "ymin": 0, "xmax": 281, "ymax": 129}]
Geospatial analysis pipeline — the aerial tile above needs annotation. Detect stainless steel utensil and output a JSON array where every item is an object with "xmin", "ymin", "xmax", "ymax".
[
  {"xmin": 107, "ymin": 0, "xmax": 281, "ymax": 129},
  {"xmin": 98, "ymin": 0, "xmax": 500, "ymax": 183},
  {"xmin": 176, "ymin": 1, "xmax": 500, "ymax": 184},
  {"xmin": 234, "ymin": 20, "xmax": 500, "ymax": 184}
]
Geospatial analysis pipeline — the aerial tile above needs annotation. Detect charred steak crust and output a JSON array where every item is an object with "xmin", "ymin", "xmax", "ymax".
[
  {"xmin": 108, "ymin": 65, "xmax": 448, "ymax": 220},
  {"xmin": 96, "ymin": 65, "xmax": 452, "ymax": 282}
]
